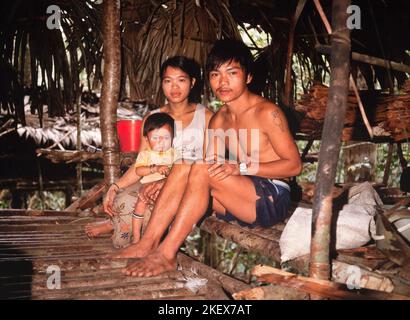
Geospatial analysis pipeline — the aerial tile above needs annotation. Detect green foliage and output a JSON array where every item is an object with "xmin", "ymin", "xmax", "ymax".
[
  {"xmin": 0, "ymin": 190, "xmax": 11, "ymax": 209},
  {"xmin": 183, "ymin": 228, "xmax": 278, "ymax": 283},
  {"xmin": 296, "ymin": 141, "xmax": 409, "ymax": 186},
  {"xmin": 27, "ymin": 191, "xmax": 66, "ymax": 210},
  {"xmin": 0, "ymin": 190, "xmax": 66, "ymax": 211},
  {"xmin": 375, "ymin": 143, "xmax": 409, "ymax": 187}
]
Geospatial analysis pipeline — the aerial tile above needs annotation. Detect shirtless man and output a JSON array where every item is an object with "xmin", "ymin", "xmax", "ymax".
[{"xmin": 117, "ymin": 39, "xmax": 302, "ymax": 277}]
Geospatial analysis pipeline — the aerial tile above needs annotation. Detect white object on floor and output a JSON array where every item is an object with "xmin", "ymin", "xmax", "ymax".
[{"xmin": 280, "ymin": 182, "xmax": 381, "ymax": 263}]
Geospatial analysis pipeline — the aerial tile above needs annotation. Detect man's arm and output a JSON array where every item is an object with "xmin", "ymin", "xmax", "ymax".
[
  {"xmin": 247, "ymin": 104, "xmax": 302, "ymax": 178},
  {"xmin": 203, "ymin": 111, "xmax": 226, "ymax": 163}
]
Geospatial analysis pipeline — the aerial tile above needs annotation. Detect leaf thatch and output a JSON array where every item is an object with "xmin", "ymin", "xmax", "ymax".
[
  {"xmin": 0, "ymin": 0, "xmax": 103, "ymax": 124},
  {"xmin": 126, "ymin": 0, "xmax": 241, "ymax": 104}
]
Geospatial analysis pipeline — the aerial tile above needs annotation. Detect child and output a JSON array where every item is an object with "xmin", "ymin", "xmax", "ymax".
[{"xmin": 131, "ymin": 112, "xmax": 177, "ymax": 243}]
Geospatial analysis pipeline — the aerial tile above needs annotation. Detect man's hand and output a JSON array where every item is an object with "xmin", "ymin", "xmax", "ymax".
[
  {"xmin": 138, "ymin": 180, "xmax": 166, "ymax": 205},
  {"xmin": 103, "ymin": 184, "xmax": 119, "ymax": 217},
  {"xmin": 208, "ymin": 162, "xmax": 240, "ymax": 181}
]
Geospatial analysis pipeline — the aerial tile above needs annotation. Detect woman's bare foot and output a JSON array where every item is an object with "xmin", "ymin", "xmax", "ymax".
[
  {"xmin": 85, "ymin": 220, "xmax": 113, "ymax": 237},
  {"xmin": 109, "ymin": 237, "xmax": 155, "ymax": 259},
  {"xmin": 122, "ymin": 250, "xmax": 176, "ymax": 277}
]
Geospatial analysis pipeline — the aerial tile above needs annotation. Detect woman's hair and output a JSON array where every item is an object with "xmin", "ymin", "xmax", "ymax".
[
  {"xmin": 206, "ymin": 39, "xmax": 254, "ymax": 77},
  {"xmin": 143, "ymin": 112, "xmax": 175, "ymax": 137},
  {"xmin": 160, "ymin": 56, "xmax": 202, "ymax": 103}
]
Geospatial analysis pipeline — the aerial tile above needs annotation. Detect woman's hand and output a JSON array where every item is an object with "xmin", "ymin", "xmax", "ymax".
[
  {"xmin": 207, "ymin": 162, "xmax": 240, "ymax": 181},
  {"xmin": 103, "ymin": 184, "xmax": 120, "ymax": 217},
  {"xmin": 138, "ymin": 180, "xmax": 166, "ymax": 205}
]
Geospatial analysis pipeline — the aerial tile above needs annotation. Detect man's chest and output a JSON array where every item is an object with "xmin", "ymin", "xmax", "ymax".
[{"xmin": 219, "ymin": 122, "xmax": 270, "ymax": 154}]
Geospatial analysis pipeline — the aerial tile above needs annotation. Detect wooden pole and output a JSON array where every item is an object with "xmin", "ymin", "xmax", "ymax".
[
  {"xmin": 284, "ymin": 0, "xmax": 307, "ymax": 107},
  {"xmin": 310, "ymin": 0, "xmax": 351, "ymax": 281},
  {"xmin": 76, "ymin": 92, "xmax": 83, "ymax": 196},
  {"xmin": 100, "ymin": 0, "xmax": 121, "ymax": 188},
  {"xmin": 251, "ymin": 265, "xmax": 410, "ymax": 300},
  {"xmin": 315, "ymin": 45, "xmax": 410, "ymax": 74},
  {"xmin": 382, "ymin": 143, "xmax": 394, "ymax": 185}
]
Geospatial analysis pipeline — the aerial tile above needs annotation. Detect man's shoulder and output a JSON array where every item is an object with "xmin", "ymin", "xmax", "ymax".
[
  {"xmin": 254, "ymin": 99, "xmax": 281, "ymax": 116},
  {"xmin": 209, "ymin": 106, "xmax": 227, "ymax": 127}
]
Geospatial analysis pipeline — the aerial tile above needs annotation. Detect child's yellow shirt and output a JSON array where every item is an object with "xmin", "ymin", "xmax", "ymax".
[{"xmin": 134, "ymin": 148, "xmax": 178, "ymax": 184}]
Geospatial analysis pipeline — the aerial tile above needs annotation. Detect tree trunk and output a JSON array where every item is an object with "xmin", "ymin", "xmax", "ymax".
[
  {"xmin": 310, "ymin": 0, "xmax": 351, "ymax": 281},
  {"xmin": 100, "ymin": 0, "xmax": 121, "ymax": 188}
]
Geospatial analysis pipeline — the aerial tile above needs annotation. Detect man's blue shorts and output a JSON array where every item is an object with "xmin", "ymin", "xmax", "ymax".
[{"xmin": 215, "ymin": 176, "xmax": 291, "ymax": 228}]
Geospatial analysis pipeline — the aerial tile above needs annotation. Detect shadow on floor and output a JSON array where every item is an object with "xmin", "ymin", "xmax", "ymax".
[{"xmin": 0, "ymin": 244, "xmax": 33, "ymax": 300}]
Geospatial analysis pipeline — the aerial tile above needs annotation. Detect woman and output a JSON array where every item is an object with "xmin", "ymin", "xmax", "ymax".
[{"xmin": 85, "ymin": 56, "xmax": 213, "ymax": 247}]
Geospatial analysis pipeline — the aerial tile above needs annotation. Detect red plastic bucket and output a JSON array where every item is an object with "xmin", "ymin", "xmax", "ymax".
[{"xmin": 117, "ymin": 118, "xmax": 142, "ymax": 152}]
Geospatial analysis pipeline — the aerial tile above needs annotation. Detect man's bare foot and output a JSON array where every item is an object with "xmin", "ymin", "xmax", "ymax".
[
  {"xmin": 109, "ymin": 237, "xmax": 155, "ymax": 259},
  {"xmin": 85, "ymin": 220, "xmax": 113, "ymax": 237},
  {"xmin": 122, "ymin": 250, "xmax": 176, "ymax": 277}
]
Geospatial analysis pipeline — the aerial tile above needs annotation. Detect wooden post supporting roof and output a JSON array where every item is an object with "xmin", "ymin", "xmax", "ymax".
[
  {"xmin": 100, "ymin": 0, "xmax": 121, "ymax": 188},
  {"xmin": 310, "ymin": 0, "xmax": 351, "ymax": 281},
  {"xmin": 283, "ymin": 0, "xmax": 307, "ymax": 107}
]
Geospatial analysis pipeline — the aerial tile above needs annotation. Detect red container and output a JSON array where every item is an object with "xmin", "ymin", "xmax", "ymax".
[{"xmin": 117, "ymin": 119, "xmax": 143, "ymax": 152}]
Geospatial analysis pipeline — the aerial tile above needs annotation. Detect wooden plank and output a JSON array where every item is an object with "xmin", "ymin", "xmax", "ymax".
[
  {"xmin": 251, "ymin": 265, "xmax": 410, "ymax": 300},
  {"xmin": 65, "ymin": 181, "xmax": 106, "ymax": 212},
  {"xmin": 233, "ymin": 285, "xmax": 308, "ymax": 300},
  {"xmin": 0, "ymin": 216, "xmax": 93, "ymax": 222},
  {"xmin": 0, "ymin": 209, "xmax": 79, "ymax": 217}
]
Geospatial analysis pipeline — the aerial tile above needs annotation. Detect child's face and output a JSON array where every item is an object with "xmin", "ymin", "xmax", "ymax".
[
  {"xmin": 208, "ymin": 60, "xmax": 252, "ymax": 104},
  {"xmin": 146, "ymin": 124, "xmax": 173, "ymax": 152}
]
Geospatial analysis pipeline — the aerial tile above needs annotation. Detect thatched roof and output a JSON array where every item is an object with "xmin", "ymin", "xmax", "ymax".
[{"xmin": 1, "ymin": 0, "xmax": 409, "ymax": 125}]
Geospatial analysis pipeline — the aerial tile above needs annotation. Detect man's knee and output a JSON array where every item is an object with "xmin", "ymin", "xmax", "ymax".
[
  {"xmin": 208, "ymin": 175, "xmax": 224, "ymax": 189},
  {"xmin": 187, "ymin": 162, "xmax": 211, "ymax": 182},
  {"xmin": 171, "ymin": 162, "xmax": 192, "ymax": 178}
]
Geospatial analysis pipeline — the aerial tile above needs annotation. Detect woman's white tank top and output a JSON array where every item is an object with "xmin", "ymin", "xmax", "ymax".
[{"xmin": 149, "ymin": 104, "xmax": 206, "ymax": 160}]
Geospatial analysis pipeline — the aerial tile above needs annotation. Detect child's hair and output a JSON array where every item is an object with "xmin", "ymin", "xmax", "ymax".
[
  {"xmin": 206, "ymin": 39, "xmax": 254, "ymax": 77},
  {"xmin": 143, "ymin": 112, "xmax": 175, "ymax": 137},
  {"xmin": 160, "ymin": 56, "xmax": 202, "ymax": 103}
]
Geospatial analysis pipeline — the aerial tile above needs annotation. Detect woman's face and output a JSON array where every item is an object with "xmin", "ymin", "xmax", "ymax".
[
  {"xmin": 146, "ymin": 124, "xmax": 173, "ymax": 152},
  {"xmin": 161, "ymin": 66, "xmax": 195, "ymax": 104}
]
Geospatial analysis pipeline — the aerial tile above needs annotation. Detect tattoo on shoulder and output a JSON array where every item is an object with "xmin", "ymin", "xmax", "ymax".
[{"xmin": 271, "ymin": 110, "xmax": 284, "ymax": 132}]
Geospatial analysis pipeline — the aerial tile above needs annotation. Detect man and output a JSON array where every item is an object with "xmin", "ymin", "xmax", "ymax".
[{"xmin": 116, "ymin": 39, "xmax": 302, "ymax": 277}]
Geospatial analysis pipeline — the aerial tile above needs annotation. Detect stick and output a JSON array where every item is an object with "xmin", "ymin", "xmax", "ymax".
[
  {"xmin": 383, "ymin": 143, "xmax": 394, "ymax": 185},
  {"xmin": 252, "ymin": 265, "xmax": 410, "ymax": 300},
  {"xmin": 65, "ymin": 181, "xmax": 105, "ymax": 211},
  {"xmin": 316, "ymin": 44, "xmax": 410, "ymax": 74},
  {"xmin": 313, "ymin": 0, "xmax": 373, "ymax": 139}
]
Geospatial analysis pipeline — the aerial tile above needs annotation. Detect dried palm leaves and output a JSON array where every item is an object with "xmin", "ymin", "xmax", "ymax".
[
  {"xmin": 128, "ymin": 0, "xmax": 241, "ymax": 104},
  {"xmin": 0, "ymin": 0, "xmax": 103, "ymax": 124}
]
